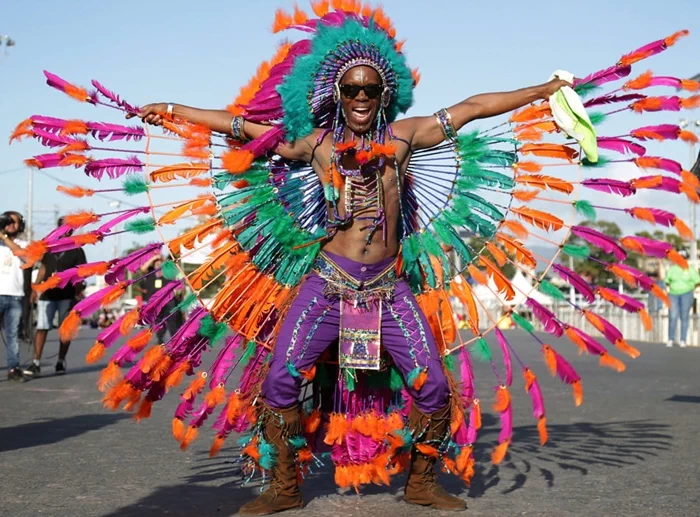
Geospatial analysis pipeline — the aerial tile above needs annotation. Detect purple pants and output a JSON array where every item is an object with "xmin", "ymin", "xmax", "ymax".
[{"xmin": 262, "ymin": 252, "xmax": 449, "ymax": 413}]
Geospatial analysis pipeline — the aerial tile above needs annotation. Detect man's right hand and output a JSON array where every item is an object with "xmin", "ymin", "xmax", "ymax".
[{"xmin": 126, "ymin": 103, "xmax": 169, "ymax": 126}]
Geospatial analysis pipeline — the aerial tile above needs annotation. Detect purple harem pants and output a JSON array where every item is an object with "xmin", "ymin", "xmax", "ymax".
[{"xmin": 261, "ymin": 252, "xmax": 450, "ymax": 413}]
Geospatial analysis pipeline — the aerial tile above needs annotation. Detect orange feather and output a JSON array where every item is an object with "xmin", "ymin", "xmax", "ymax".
[
  {"xmin": 678, "ymin": 130, "xmax": 698, "ymax": 144},
  {"xmin": 542, "ymin": 345, "xmax": 557, "ymax": 376},
  {"xmin": 511, "ymin": 206, "xmax": 564, "ymax": 231},
  {"xmin": 311, "ymin": 0, "xmax": 330, "ymax": 17},
  {"xmin": 491, "ymin": 440, "xmax": 510, "ymax": 465},
  {"xmin": 183, "ymin": 373, "xmax": 207, "ymax": 402},
  {"xmin": 172, "ymin": 418, "xmax": 186, "ymax": 442},
  {"xmin": 680, "ymin": 79, "xmax": 700, "ymax": 92},
  {"xmin": 188, "ymin": 241, "xmax": 237, "ymax": 290},
  {"xmin": 479, "ymin": 256, "xmax": 515, "ymax": 300},
  {"xmin": 209, "ymin": 434, "xmax": 226, "ymax": 458},
  {"xmin": 499, "ymin": 220, "xmax": 529, "ymax": 240},
  {"xmin": 272, "ymin": 8, "xmax": 293, "ymax": 33},
  {"xmin": 623, "ymin": 70, "xmax": 653, "ymax": 91},
  {"xmin": 537, "ymin": 417, "xmax": 548, "ymax": 446},
  {"xmin": 523, "ymin": 368, "xmax": 537, "ymax": 391},
  {"xmin": 519, "ymin": 143, "xmax": 578, "ymax": 162},
  {"xmin": 514, "ymin": 161, "xmax": 543, "ymax": 173},
  {"xmin": 158, "ymin": 196, "xmax": 213, "ymax": 225},
  {"xmin": 496, "ymin": 233, "xmax": 537, "ymax": 269},
  {"xmin": 135, "ymin": 398, "xmax": 153, "ymax": 422},
  {"xmin": 674, "ymin": 218, "xmax": 693, "ymax": 240},
  {"xmin": 572, "ymin": 380, "xmax": 583, "ymax": 407},
  {"xmin": 492, "ymin": 386, "xmax": 511, "ymax": 412},
  {"xmin": 97, "ymin": 361, "xmax": 122, "ymax": 392},
  {"xmin": 467, "ymin": 264, "xmax": 488, "ymax": 286},
  {"xmin": 510, "ymin": 104, "xmax": 551, "ymax": 123},
  {"xmin": 485, "ymin": 242, "xmax": 508, "ymax": 267},
  {"xmin": 77, "ymin": 261, "xmax": 109, "ymax": 278},
  {"xmin": 57, "ymin": 185, "xmax": 95, "ymax": 198},
  {"xmin": 599, "ymin": 353, "xmax": 626, "ymax": 372},
  {"xmin": 63, "ymin": 211, "xmax": 99, "ymax": 228},
  {"xmin": 449, "ymin": 277, "xmax": 479, "ymax": 334},
  {"xmin": 120, "ymin": 309, "xmax": 141, "ymax": 335},
  {"xmin": 85, "ymin": 341, "xmax": 106, "ymax": 364},
  {"xmin": 168, "ymin": 219, "xmax": 222, "ymax": 254},
  {"xmin": 221, "ymin": 149, "xmax": 255, "ymax": 174},
  {"xmin": 513, "ymin": 189, "xmax": 540, "ymax": 202},
  {"xmin": 58, "ymin": 310, "xmax": 82, "ymax": 342},
  {"xmin": 9, "ymin": 119, "xmax": 34, "ymax": 142},
  {"xmin": 180, "ymin": 425, "xmax": 199, "ymax": 451},
  {"xmin": 150, "ymin": 162, "xmax": 209, "ymax": 183}
]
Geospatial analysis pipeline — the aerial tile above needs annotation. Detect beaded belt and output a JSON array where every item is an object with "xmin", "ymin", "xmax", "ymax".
[{"xmin": 313, "ymin": 252, "xmax": 398, "ymax": 370}]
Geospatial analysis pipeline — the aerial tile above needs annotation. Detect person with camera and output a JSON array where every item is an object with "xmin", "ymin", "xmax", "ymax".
[
  {"xmin": 24, "ymin": 217, "xmax": 87, "ymax": 376},
  {"xmin": 0, "ymin": 211, "xmax": 28, "ymax": 382}
]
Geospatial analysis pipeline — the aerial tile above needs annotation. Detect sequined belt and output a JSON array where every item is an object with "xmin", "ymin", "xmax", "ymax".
[{"xmin": 313, "ymin": 251, "xmax": 397, "ymax": 308}]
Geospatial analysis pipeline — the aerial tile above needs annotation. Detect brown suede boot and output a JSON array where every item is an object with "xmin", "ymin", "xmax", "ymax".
[
  {"xmin": 404, "ymin": 404, "xmax": 467, "ymax": 511},
  {"xmin": 239, "ymin": 404, "xmax": 304, "ymax": 516}
]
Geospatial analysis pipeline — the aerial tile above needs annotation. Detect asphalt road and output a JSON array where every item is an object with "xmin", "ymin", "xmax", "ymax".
[{"xmin": 1, "ymin": 328, "xmax": 699, "ymax": 517}]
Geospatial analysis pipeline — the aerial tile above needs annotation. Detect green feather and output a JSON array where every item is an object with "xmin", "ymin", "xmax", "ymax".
[
  {"xmin": 539, "ymin": 280, "xmax": 567, "ymax": 301},
  {"xmin": 198, "ymin": 314, "xmax": 228, "ymax": 346},
  {"xmin": 176, "ymin": 292, "xmax": 198, "ymax": 312},
  {"xmin": 125, "ymin": 217, "xmax": 156, "ymax": 234},
  {"xmin": 344, "ymin": 369, "xmax": 355, "ymax": 392},
  {"xmin": 443, "ymin": 353, "xmax": 456, "ymax": 372},
  {"xmin": 240, "ymin": 341, "xmax": 257, "ymax": 367},
  {"xmin": 122, "ymin": 175, "xmax": 149, "ymax": 196},
  {"xmin": 582, "ymin": 155, "xmax": 611, "ymax": 167},
  {"xmin": 161, "ymin": 260, "xmax": 179, "ymax": 280},
  {"xmin": 406, "ymin": 367, "xmax": 423, "ymax": 386},
  {"xmin": 562, "ymin": 243, "xmax": 590, "ymax": 258},
  {"xmin": 588, "ymin": 111, "xmax": 607, "ymax": 126},
  {"xmin": 289, "ymin": 435, "xmax": 308, "ymax": 449},
  {"xmin": 401, "ymin": 234, "xmax": 421, "ymax": 265},
  {"xmin": 511, "ymin": 312, "xmax": 534, "ymax": 333},
  {"xmin": 573, "ymin": 82, "xmax": 601, "ymax": 98},
  {"xmin": 469, "ymin": 337, "xmax": 492, "ymax": 362},
  {"xmin": 285, "ymin": 361, "xmax": 301, "ymax": 378},
  {"xmin": 433, "ymin": 218, "xmax": 472, "ymax": 263},
  {"xmin": 573, "ymin": 200, "xmax": 597, "ymax": 221},
  {"xmin": 389, "ymin": 366, "xmax": 405, "ymax": 391}
]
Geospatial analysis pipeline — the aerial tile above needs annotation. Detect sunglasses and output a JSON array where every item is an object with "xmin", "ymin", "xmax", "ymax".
[{"xmin": 339, "ymin": 84, "xmax": 384, "ymax": 100}]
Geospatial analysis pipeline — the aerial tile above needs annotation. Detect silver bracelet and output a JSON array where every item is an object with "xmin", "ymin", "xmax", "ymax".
[
  {"xmin": 230, "ymin": 115, "xmax": 246, "ymax": 141},
  {"xmin": 166, "ymin": 103, "xmax": 175, "ymax": 118}
]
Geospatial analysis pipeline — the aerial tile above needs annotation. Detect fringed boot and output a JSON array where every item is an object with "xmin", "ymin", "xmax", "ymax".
[
  {"xmin": 239, "ymin": 404, "xmax": 304, "ymax": 516},
  {"xmin": 404, "ymin": 404, "xmax": 467, "ymax": 511}
]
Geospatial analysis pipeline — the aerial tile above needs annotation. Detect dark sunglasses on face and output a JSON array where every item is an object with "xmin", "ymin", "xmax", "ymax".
[{"xmin": 339, "ymin": 84, "xmax": 384, "ymax": 100}]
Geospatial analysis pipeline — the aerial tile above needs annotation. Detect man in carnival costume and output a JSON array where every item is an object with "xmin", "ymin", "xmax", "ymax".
[
  {"xmin": 133, "ymin": 8, "xmax": 567, "ymax": 515},
  {"xmin": 16, "ymin": 1, "xmax": 696, "ymax": 516}
]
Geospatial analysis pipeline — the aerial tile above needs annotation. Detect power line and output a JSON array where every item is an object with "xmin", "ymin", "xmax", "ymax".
[{"xmin": 0, "ymin": 166, "xmax": 27, "ymax": 176}]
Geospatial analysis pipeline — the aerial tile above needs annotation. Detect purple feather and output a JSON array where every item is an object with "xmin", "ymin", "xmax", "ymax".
[
  {"xmin": 91, "ymin": 79, "xmax": 140, "ymax": 114},
  {"xmin": 526, "ymin": 297, "xmax": 564, "ymax": 337},
  {"xmin": 97, "ymin": 316, "xmax": 127, "ymax": 348},
  {"xmin": 73, "ymin": 283, "xmax": 124, "ymax": 316},
  {"xmin": 85, "ymin": 156, "xmax": 143, "ymax": 180},
  {"xmin": 466, "ymin": 403, "xmax": 479, "ymax": 444},
  {"xmin": 575, "ymin": 64, "xmax": 632, "ymax": 87},
  {"xmin": 111, "ymin": 343, "xmax": 140, "ymax": 366},
  {"xmin": 494, "ymin": 329, "xmax": 513, "ymax": 387},
  {"xmin": 567, "ymin": 326, "xmax": 608, "ymax": 356},
  {"xmin": 597, "ymin": 137, "xmax": 646, "ymax": 156},
  {"xmin": 552, "ymin": 264, "xmax": 596, "ymax": 303},
  {"xmin": 498, "ymin": 404, "xmax": 513, "ymax": 444},
  {"xmin": 32, "ymin": 127, "xmax": 80, "ymax": 148},
  {"xmin": 164, "ymin": 308, "xmax": 207, "ymax": 351},
  {"xmin": 571, "ymin": 226, "xmax": 627, "ymax": 261},
  {"xmin": 553, "ymin": 351, "xmax": 580, "ymax": 385},
  {"xmin": 45, "ymin": 223, "xmax": 74, "ymax": 241},
  {"xmin": 104, "ymin": 242, "xmax": 160, "ymax": 284},
  {"xmin": 581, "ymin": 178, "xmax": 636, "ymax": 197},
  {"xmin": 460, "ymin": 347, "xmax": 475, "ymax": 401},
  {"xmin": 526, "ymin": 374, "xmax": 545, "ymax": 420},
  {"xmin": 242, "ymin": 125, "xmax": 286, "ymax": 156},
  {"xmin": 208, "ymin": 335, "xmax": 243, "ymax": 388},
  {"xmin": 174, "ymin": 397, "xmax": 195, "ymax": 421},
  {"xmin": 140, "ymin": 280, "xmax": 184, "ymax": 325},
  {"xmin": 635, "ymin": 156, "xmax": 683, "ymax": 175},
  {"xmin": 453, "ymin": 421, "xmax": 469, "ymax": 447},
  {"xmin": 188, "ymin": 397, "xmax": 216, "ymax": 429},
  {"xmin": 97, "ymin": 207, "xmax": 149, "ymax": 235},
  {"xmin": 86, "ymin": 121, "xmax": 144, "ymax": 142},
  {"xmin": 584, "ymin": 93, "xmax": 646, "ymax": 108}
]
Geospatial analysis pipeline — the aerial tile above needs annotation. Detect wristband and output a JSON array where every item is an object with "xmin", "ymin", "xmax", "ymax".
[{"xmin": 166, "ymin": 103, "xmax": 175, "ymax": 118}]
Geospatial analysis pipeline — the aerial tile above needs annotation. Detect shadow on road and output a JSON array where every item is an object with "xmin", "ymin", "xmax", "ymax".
[
  {"xmin": 0, "ymin": 413, "xmax": 128, "ymax": 453},
  {"xmin": 99, "ymin": 417, "xmax": 672, "ymax": 516},
  {"xmin": 666, "ymin": 394, "xmax": 700, "ymax": 404}
]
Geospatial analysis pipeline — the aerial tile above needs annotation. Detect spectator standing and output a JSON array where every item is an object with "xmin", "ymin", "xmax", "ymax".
[
  {"xmin": 665, "ymin": 250, "xmax": 700, "ymax": 348},
  {"xmin": 24, "ymin": 218, "xmax": 87, "ymax": 376},
  {"xmin": 0, "ymin": 211, "xmax": 28, "ymax": 381}
]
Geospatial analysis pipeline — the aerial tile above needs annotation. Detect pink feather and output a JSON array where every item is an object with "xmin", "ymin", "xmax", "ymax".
[
  {"xmin": 648, "ymin": 76, "xmax": 691, "ymax": 89},
  {"xmin": 553, "ymin": 349, "xmax": 580, "ymax": 385},
  {"xmin": 208, "ymin": 335, "xmax": 243, "ymax": 388},
  {"xmin": 581, "ymin": 178, "xmax": 635, "ymax": 197},
  {"xmin": 96, "ymin": 207, "xmax": 149, "ymax": 235},
  {"xmin": 453, "ymin": 421, "xmax": 469, "ymax": 447},
  {"xmin": 584, "ymin": 93, "xmax": 646, "ymax": 108},
  {"xmin": 525, "ymin": 373, "xmax": 545, "ymax": 420},
  {"xmin": 567, "ymin": 326, "xmax": 608, "ymax": 356},
  {"xmin": 626, "ymin": 207, "xmax": 677, "ymax": 227},
  {"xmin": 44, "ymin": 223, "xmax": 74, "ymax": 241},
  {"xmin": 571, "ymin": 226, "xmax": 627, "ymax": 261},
  {"xmin": 43, "ymin": 71, "xmax": 90, "ymax": 101},
  {"xmin": 637, "ymin": 96, "xmax": 683, "ymax": 112},
  {"xmin": 597, "ymin": 287, "xmax": 644, "ymax": 312},
  {"xmin": 525, "ymin": 298, "xmax": 563, "ymax": 337},
  {"xmin": 575, "ymin": 64, "xmax": 632, "ymax": 87},
  {"xmin": 140, "ymin": 280, "xmax": 185, "ymax": 325},
  {"xmin": 242, "ymin": 125, "xmax": 286, "ymax": 156},
  {"xmin": 86, "ymin": 121, "xmax": 144, "ymax": 142},
  {"xmin": 30, "ymin": 115, "xmax": 70, "ymax": 134},
  {"xmin": 588, "ymin": 311, "xmax": 624, "ymax": 345},
  {"xmin": 498, "ymin": 403, "xmax": 513, "ymax": 444},
  {"xmin": 188, "ymin": 397, "xmax": 216, "ymax": 429},
  {"xmin": 613, "ymin": 264, "xmax": 655, "ymax": 291},
  {"xmin": 634, "ymin": 156, "xmax": 683, "ymax": 175},
  {"xmin": 96, "ymin": 315, "xmax": 127, "ymax": 349},
  {"xmin": 596, "ymin": 137, "xmax": 646, "ymax": 156},
  {"xmin": 466, "ymin": 402, "xmax": 479, "ymax": 444},
  {"xmin": 104, "ymin": 242, "xmax": 161, "ymax": 284},
  {"xmin": 165, "ymin": 309, "xmax": 207, "ymax": 351},
  {"xmin": 91, "ymin": 79, "xmax": 140, "ymax": 114},
  {"xmin": 32, "ymin": 128, "xmax": 81, "ymax": 148},
  {"xmin": 46, "ymin": 232, "xmax": 101, "ymax": 253},
  {"xmin": 552, "ymin": 264, "xmax": 596, "ymax": 303},
  {"xmin": 460, "ymin": 347, "xmax": 475, "ymax": 401},
  {"xmin": 634, "ymin": 176, "xmax": 682, "ymax": 194},
  {"xmin": 621, "ymin": 235, "xmax": 672, "ymax": 258},
  {"xmin": 84, "ymin": 156, "xmax": 143, "ymax": 180},
  {"xmin": 174, "ymin": 396, "xmax": 195, "ymax": 421},
  {"xmin": 26, "ymin": 152, "xmax": 66, "ymax": 169},
  {"xmin": 73, "ymin": 283, "xmax": 125, "ymax": 317},
  {"xmin": 620, "ymin": 32, "xmax": 688, "ymax": 65},
  {"xmin": 630, "ymin": 124, "xmax": 681, "ymax": 141},
  {"xmin": 494, "ymin": 329, "xmax": 513, "ymax": 387}
]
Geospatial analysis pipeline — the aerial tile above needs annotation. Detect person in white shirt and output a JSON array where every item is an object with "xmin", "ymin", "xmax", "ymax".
[{"xmin": 0, "ymin": 211, "xmax": 28, "ymax": 382}]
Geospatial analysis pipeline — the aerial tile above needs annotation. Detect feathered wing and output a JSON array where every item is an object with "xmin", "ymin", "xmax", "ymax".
[{"xmin": 12, "ymin": 6, "xmax": 695, "ymax": 490}]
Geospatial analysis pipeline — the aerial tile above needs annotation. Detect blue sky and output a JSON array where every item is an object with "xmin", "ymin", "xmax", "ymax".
[{"xmin": 1, "ymin": 0, "xmax": 699, "ymax": 261}]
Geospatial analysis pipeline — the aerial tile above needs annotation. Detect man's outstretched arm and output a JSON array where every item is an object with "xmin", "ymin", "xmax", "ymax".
[
  {"xmin": 128, "ymin": 103, "xmax": 314, "ymax": 162},
  {"xmin": 394, "ymin": 78, "xmax": 570, "ymax": 151}
]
